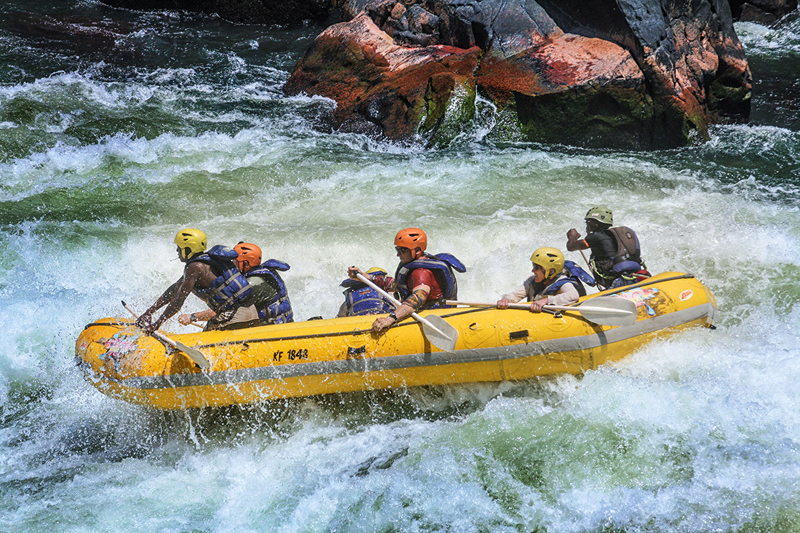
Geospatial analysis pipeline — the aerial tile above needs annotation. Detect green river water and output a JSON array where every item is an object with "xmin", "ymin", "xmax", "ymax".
[{"xmin": 1, "ymin": 2, "xmax": 800, "ymax": 532}]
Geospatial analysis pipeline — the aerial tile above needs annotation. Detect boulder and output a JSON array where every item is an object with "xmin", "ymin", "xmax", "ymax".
[
  {"xmin": 285, "ymin": 0, "xmax": 753, "ymax": 149},
  {"xmin": 477, "ymin": 35, "xmax": 654, "ymax": 147},
  {"xmin": 729, "ymin": 0, "xmax": 798, "ymax": 24},
  {"xmin": 283, "ymin": 12, "xmax": 481, "ymax": 145}
]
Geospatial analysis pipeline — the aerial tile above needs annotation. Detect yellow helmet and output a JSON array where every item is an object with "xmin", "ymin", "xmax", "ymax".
[
  {"xmin": 366, "ymin": 267, "xmax": 387, "ymax": 275},
  {"xmin": 174, "ymin": 228, "xmax": 207, "ymax": 260},
  {"xmin": 530, "ymin": 247, "xmax": 564, "ymax": 280}
]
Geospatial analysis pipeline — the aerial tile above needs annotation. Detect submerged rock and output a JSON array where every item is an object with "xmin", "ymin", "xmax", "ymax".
[{"xmin": 284, "ymin": 0, "xmax": 753, "ymax": 149}]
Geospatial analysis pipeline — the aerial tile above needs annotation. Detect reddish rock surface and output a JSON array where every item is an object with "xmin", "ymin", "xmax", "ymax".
[
  {"xmin": 285, "ymin": 0, "xmax": 754, "ymax": 149},
  {"xmin": 284, "ymin": 13, "xmax": 481, "ymax": 140}
]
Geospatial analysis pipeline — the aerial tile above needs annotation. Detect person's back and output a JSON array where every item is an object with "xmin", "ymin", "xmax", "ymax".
[{"xmin": 187, "ymin": 244, "xmax": 259, "ymax": 330}]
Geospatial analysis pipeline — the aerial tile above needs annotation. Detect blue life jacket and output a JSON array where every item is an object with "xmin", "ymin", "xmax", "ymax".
[
  {"xmin": 188, "ymin": 245, "xmax": 253, "ymax": 313},
  {"xmin": 565, "ymin": 260, "xmax": 596, "ymax": 288},
  {"xmin": 526, "ymin": 262, "xmax": 592, "ymax": 300},
  {"xmin": 611, "ymin": 260, "xmax": 643, "ymax": 273},
  {"xmin": 395, "ymin": 253, "xmax": 466, "ymax": 309},
  {"xmin": 340, "ymin": 278, "xmax": 395, "ymax": 316},
  {"xmin": 246, "ymin": 259, "xmax": 294, "ymax": 324}
]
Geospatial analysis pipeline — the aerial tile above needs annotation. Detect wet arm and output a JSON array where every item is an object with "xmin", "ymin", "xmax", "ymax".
[{"xmin": 146, "ymin": 265, "xmax": 201, "ymax": 332}]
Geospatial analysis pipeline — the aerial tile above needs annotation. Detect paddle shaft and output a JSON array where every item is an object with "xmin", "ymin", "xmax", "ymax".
[
  {"xmin": 355, "ymin": 273, "xmax": 449, "ymax": 338},
  {"xmin": 445, "ymin": 300, "xmax": 635, "ymax": 316}
]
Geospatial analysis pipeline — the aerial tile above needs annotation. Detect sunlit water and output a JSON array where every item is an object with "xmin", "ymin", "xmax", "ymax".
[{"xmin": 1, "ymin": 1, "xmax": 800, "ymax": 531}]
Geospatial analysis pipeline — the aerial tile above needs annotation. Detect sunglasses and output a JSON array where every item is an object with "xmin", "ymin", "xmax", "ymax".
[{"xmin": 395, "ymin": 246, "xmax": 410, "ymax": 254}]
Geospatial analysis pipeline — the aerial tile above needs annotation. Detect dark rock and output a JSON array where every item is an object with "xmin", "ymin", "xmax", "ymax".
[
  {"xmin": 729, "ymin": 0, "xmax": 798, "ymax": 22},
  {"xmin": 477, "ymin": 34, "xmax": 655, "ymax": 148},
  {"xmin": 408, "ymin": 5, "xmax": 441, "ymax": 34}
]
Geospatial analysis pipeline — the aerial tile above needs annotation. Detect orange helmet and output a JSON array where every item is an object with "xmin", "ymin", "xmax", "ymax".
[
  {"xmin": 234, "ymin": 242, "xmax": 262, "ymax": 273},
  {"xmin": 394, "ymin": 228, "xmax": 427, "ymax": 254}
]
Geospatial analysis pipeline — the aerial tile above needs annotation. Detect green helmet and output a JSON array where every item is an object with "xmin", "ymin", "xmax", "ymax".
[
  {"xmin": 530, "ymin": 247, "xmax": 565, "ymax": 280},
  {"xmin": 584, "ymin": 206, "xmax": 613, "ymax": 226},
  {"xmin": 174, "ymin": 228, "xmax": 207, "ymax": 260}
]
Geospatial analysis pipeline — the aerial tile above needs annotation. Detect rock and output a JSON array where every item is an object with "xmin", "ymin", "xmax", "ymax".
[
  {"xmin": 284, "ymin": 0, "xmax": 752, "ymax": 148},
  {"xmin": 407, "ymin": 5, "xmax": 441, "ymax": 34},
  {"xmin": 729, "ymin": 0, "xmax": 798, "ymax": 23},
  {"xmin": 390, "ymin": 3, "xmax": 407, "ymax": 20},
  {"xmin": 478, "ymin": 34, "xmax": 655, "ymax": 148},
  {"xmin": 283, "ymin": 13, "xmax": 481, "ymax": 145}
]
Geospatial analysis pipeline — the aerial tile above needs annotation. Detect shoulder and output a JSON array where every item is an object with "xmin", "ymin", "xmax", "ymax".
[
  {"xmin": 185, "ymin": 261, "xmax": 209, "ymax": 274},
  {"xmin": 409, "ymin": 268, "xmax": 435, "ymax": 284},
  {"xmin": 586, "ymin": 230, "xmax": 613, "ymax": 243}
]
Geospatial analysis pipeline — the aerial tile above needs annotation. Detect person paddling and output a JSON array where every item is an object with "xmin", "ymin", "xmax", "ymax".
[
  {"xmin": 179, "ymin": 241, "xmax": 295, "ymax": 327},
  {"xmin": 497, "ymin": 247, "xmax": 592, "ymax": 312},
  {"xmin": 351, "ymin": 228, "xmax": 465, "ymax": 333},
  {"xmin": 566, "ymin": 206, "xmax": 650, "ymax": 289},
  {"xmin": 136, "ymin": 228, "xmax": 258, "ymax": 334}
]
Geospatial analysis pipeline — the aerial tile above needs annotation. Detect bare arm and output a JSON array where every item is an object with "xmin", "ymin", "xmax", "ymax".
[
  {"xmin": 135, "ymin": 279, "xmax": 181, "ymax": 328},
  {"xmin": 372, "ymin": 285, "xmax": 430, "ymax": 332},
  {"xmin": 566, "ymin": 228, "xmax": 588, "ymax": 251},
  {"xmin": 137, "ymin": 264, "xmax": 203, "ymax": 334}
]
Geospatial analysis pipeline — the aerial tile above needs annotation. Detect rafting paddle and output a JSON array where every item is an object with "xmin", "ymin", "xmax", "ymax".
[
  {"xmin": 356, "ymin": 273, "xmax": 458, "ymax": 352},
  {"xmin": 121, "ymin": 301, "xmax": 211, "ymax": 369},
  {"xmin": 445, "ymin": 296, "xmax": 638, "ymax": 327}
]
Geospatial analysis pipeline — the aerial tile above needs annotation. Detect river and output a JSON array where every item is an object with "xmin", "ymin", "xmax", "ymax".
[{"xmin": 1, "ymin": 1, "xmax": 799, "ymax": 532}]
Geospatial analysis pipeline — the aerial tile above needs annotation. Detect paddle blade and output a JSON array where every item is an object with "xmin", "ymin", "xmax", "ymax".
[
  {"xmin": 420, "ymin": 315, "xmax": 459, "ymax": 352},
  {"xmin": 578, "ymin": 297, "xmax": 638, "ymax": 326},
  {"xmin": 174, "ymin": 340, "xmax": 211, "ymax": 369}
]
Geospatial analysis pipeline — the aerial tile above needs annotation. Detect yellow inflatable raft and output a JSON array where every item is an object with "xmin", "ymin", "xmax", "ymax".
[{"xmin": 75, "ymin": 272, "xmax": 717, "ymax": 409}]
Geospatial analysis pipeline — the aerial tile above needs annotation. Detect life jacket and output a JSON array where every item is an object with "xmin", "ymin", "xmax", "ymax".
[
  {"xmin": 526, "ymin": 261, "xmax": 591, "ymax": 300},
  {"xmin": 590, "ymin": 227, "xmax": 646, "ymax": 287},
  {"xmin": 188, "ymin": 245, "xmax": 253, "ymax": 313},
  {"xmin": 246, "ymin": 259, "xmax": 294, "ymax": 324},
  {"xmin": 395, "ymin": 253, "xmax": 466, "ymax": 309},
  {"xmin": 565, "ymin": 260, "xmax": 596, "ymax": 288},
  {"xmin": 608, "ymin": 226, "xmax": 643, "ymax": 267},
  {"xmin": 340, "ymin": 277, "xmax": 395, "ymax": 316}
]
